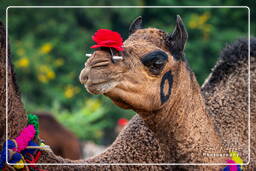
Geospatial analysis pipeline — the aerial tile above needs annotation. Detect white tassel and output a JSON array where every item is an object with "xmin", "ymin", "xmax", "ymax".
[
  {"xmin": 85, "ymin": 54, "xmax": 92, "ymax": 57},
  {"xmin": 85, "ymin": 53, "xmax": 123, "ymax": 61},
  {"xmin": 112, "ymin": 56, "xmax": 123, "ymax": 60}
]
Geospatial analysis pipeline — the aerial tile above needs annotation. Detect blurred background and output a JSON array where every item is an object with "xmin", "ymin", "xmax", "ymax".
[{"xmin": 0, "ymin": 0, "xmax": 253, "ymax": 160}]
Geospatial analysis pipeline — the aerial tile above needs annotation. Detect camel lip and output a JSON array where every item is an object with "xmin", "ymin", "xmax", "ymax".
[
  {"xmin": 80, "ymin": 78, "xmax": 110, "ymax": 86},
  {"xmin": 84, "ymin": 80, "xmax": 118, "ymax": 94},
  {"xmin": 80, "ymin": 79, "xmax": 87, "ymax": 84},
  {"xmin": 86, "ymin": 79, "xmax": 112, "ymax": 87}
]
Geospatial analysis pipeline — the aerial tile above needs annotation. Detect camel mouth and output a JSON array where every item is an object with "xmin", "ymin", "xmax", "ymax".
[
  {"xmin": 79, "ymin": 66, "xmax": 120, "ymax": 94},
  {"xmin": 84, "ymin": 80, "xmax": 119, "ymax": 94}
]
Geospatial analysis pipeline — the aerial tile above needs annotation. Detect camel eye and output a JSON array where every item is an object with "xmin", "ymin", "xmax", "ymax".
[{"xmin": 141, "ymin": 50, "xmax": 168, "ymax": 75}]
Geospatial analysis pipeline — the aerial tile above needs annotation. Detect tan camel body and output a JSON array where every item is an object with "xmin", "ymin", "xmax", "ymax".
[{"xmin": 0, "ymin": 16, "xmax": 255, "ymax": 170}]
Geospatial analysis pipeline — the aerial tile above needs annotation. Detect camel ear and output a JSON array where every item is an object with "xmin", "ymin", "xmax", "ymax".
[
  {"xmin": 129, "ymin": 16, "xmax": 143, "ymax": 35},
  {"xmin": 166, "ymin": 15, "xmax": 188, "ymax": 60}
]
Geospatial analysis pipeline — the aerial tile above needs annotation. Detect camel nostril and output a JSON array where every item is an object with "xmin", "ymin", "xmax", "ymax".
[
  {"xmin": 90, "ymin": 59, "xmax": 110, "ymax": 68},
  {"xmin": 79, "ymin": 68, "xmax": 89, "ymax": 84}
]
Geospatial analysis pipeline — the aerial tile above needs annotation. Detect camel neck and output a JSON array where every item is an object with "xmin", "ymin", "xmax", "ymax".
[
  {"xmin": 140, "ymin": 63, "xmax": 227, "ymax": 163},
  {"xmin": 0, "ymin": 24, "xmax": 27, "ymax": 142}
]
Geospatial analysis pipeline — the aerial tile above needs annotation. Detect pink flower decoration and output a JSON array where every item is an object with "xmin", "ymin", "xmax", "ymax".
[
  {"xmin": 14, "ymin": 125, "xmax": 36, "ymax": 152},
  {"xmin": 226, "ymin": 160, "xmax": 238, "ymax": 171}
]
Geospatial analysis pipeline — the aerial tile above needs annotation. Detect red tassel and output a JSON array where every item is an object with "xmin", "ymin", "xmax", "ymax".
[{"xmin": 25, "ymin": 151, "xmax": 47, "ymax": 171}]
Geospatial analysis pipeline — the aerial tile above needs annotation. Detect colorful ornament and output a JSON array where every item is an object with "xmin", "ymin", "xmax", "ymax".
[
  {"xmin": 0, "ymin": 114, "xmax": 47, "ymax": 170},
  {"xmin": 118, "ymin": 118, "xmax": 128, "ymax": 126},
  {"xmin": 222, "ymin": 151, "xmax": 243, "ymax": 171},
  {"xmin": 28, "ymin": 114, "xmax": 39, "ymax": 136},
  {"xmin": 14, "ymin": 125, "xmax": 36, "ymax": 152},
  {"xmin": 13, "ymin": 159, "xmax": 24, "ymax": 169},
  {"xmin": 230, "ymin": 151, "xmax": 243, "ymax": 165},
  {"xmin": 90, "ymin": 29, "xmax": 124, "ymax": 51}
]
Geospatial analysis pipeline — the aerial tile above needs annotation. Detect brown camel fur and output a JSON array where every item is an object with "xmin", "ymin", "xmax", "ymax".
[
  {"xmin": 0, "ymin": 21, "xmax": 168, "ymax": 171},
  {"xmin": 202, "ymin": 37, "xmax": 256, "ymax": 169},
  {"xmin": 0, "ymin": 21, "xmax": 27, "ymax": 150},
  {"xmin": 0, "ymin": 16, "xmax": 255, "ymax": 170},
  {"xmin": 80, "ymin": 16, "xmax": 227, "ymax": 169},
  {"xmin": 35, "ymin": 112, "xmax": 82, "ymax": 160}
]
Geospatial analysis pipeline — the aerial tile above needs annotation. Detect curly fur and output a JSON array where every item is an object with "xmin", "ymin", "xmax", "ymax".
[
  {"xmin": 0, "ymin": 20, "xmax": 255, "ymax": 170},
  {"xmin": 202, "ymin": 37, "xmax": 256, "ymax": 169},
  {"xmin": 203, "ymin": 38, "xmax": 256, "ymax": 86}
]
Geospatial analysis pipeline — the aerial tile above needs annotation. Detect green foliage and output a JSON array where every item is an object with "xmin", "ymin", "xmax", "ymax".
[
  {"xmin": 51, "ymin": 99, "xmax": 109, "ymax": 143},
  {"xmin": 0, "ymin": 1, "xmax": 253, "ymax": 145}
]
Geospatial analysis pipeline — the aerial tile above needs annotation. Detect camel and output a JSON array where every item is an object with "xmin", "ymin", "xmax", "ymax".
[
  {"xmin": 79, "ymin": 15, "xmax": 239, "ymax": 169},
  {"xmin": 0, "ymin": 15, "xmax": 255, "ymax": 170},
  {"xmin": 35, "ymin": 112, "xmax": 82, "ymax": 160},
  {"xmin": 0, "ymin": 21, "xmax": 167, "ymax": 171},
  {"xmin": 79, "ymin": 15, "xmax": 255, "ymax": 169}
]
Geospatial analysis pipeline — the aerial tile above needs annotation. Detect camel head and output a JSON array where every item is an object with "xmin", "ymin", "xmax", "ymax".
[{"xmin": 79, "ymin": 16, "xmax": 190, "ymax": 114}]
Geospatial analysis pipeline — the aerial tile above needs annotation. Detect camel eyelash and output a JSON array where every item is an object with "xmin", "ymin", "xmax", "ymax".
[{"xmin": 141, "ymin": 50, "xmax": 168, "ymax": 66}]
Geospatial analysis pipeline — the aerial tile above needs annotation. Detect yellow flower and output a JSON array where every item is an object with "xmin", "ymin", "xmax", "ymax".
[
  {"xmin": 198, "ymin": 12, "xmax": 210, "ymax": 26},
  {"xmin": 38, "ymin": 65, "xmax": 55, "ymax": 80},
  {"xmin": 188, "ymin": 20, "xmax": 197, "ymax": 29},
  {"xmin": 189, "ymin": 13, "xmax": 212, "ymax": 40},
  {"xmin": 85, "ymin": 99, "xmax": 101, "ymax": 112},
  {"xmin": 188, "ymin": 14, "xmax": 199, "ymax": 29},
  {"xmin": 16, "ymin": 57, "xmax": 29, "ymax": 68},
  {"xmin": 189, "ymin": 13, "xmax": 210, "ymax": 29},
  {"xmin": 64, "ymin": 85, "xmax": 80, "ymax": 99},
  {"xmin": 54, "ymin": 58, "xmax": 64, "ymax": 67},
  {"xmin": 37, "ymin": 74, "xmax": 48, "ymax": 83},
  {"xmin": 47, "ymin": 70, "xmax": 56, "ymax": 79},
  {"xmin": 40, "ymin": 43, "xmax": 53, "ymax": 54},
  {"xmin": 39, "ymin": 65, "xmax": 50, "ymax": 72}
]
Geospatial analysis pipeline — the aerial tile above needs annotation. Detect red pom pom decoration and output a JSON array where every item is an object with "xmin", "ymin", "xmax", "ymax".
[
  {"xmin": 90, "ymin": 29, "xmax": 124, "ymax": 51},
  {"xmin": 118, "ymin": 118, "xmax": 128, "ymax": 126}
]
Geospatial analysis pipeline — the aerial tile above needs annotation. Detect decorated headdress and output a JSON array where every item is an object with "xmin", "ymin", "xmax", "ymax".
[{"xmin": 86, "ymin": 29, "xmax": 124, "ymax": 62}]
